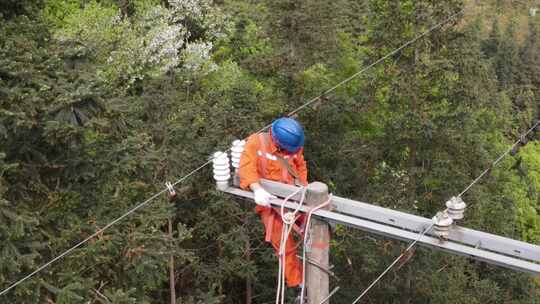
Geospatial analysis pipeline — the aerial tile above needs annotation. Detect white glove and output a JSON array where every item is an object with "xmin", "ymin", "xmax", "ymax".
[{"xmin": 253, "ymin": 188, "xmax": 276, "ymax": 207}]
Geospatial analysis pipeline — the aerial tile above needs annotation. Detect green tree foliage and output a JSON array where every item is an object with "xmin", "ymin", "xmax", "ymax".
[
  {"xmin": 483, "ymin": 18, "xmax": 501, "ymax": 57},
  {"xmin": 1, "ymin": 0, "xmax": 539, "ymax": 303},
  {"xmin": 520, "ymin": 18, "xmax": 540, "ymax": 93},
  {"xmin": 502, "ymin": 142, "xmax": 540, "ymax": 244},
  {"xmin": 497, "ymin": 19, "xmax": 521, "ymax": 88}
]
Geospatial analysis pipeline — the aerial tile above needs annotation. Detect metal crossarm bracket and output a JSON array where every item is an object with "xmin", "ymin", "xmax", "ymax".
[{"xmin": 222, "ymin": 180, "xmax": 540, "ymax": 275}]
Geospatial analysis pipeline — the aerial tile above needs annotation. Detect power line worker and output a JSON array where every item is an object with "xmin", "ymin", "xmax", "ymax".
[{"xmin": 239, "ymin": 117, "xmax": 308, "ymax": 288}]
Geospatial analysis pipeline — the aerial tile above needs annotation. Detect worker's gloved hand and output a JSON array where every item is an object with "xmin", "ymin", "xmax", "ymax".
[{"xmin": 253, "ymin": 188, "xmax": 276, "ymax": 207}]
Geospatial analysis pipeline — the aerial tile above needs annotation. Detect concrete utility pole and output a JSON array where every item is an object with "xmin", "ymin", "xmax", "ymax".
[{"xmin": 305, "ymin": 182, "xmax": 330, "ymax": 304}]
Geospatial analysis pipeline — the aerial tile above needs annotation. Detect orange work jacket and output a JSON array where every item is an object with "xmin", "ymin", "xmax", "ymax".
[
  {"xmin": 238, "ymin": 133, "xmax": 308, "ymax": 189},
  {"xmin": 238, "ymin": 132, "xmax": 308, "ymax": 287}
]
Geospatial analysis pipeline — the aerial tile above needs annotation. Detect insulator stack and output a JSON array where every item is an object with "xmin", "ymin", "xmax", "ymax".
[
  {"xmin": 230, "ymin": 140, "xmax": 246, "ymax": 171},
  {"xmin": 445, "ymin": 196, "xmax": 467, "ymax": 221},
  {"xmin": 230, "ymin": 140, "xmax": 245, "ymax": 187},
  {"xmin": 213, "ymin": 151, "xmax": 231, "ymax": 190},
  {"xmin": 432, "ymin": 211, "xmax": 453, "ymax": 240}
]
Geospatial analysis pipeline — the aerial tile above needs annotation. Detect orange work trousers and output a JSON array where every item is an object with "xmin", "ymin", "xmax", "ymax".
[{"xmin": 255, "ymin": 205, "xmax": 304, "ymax": 287}]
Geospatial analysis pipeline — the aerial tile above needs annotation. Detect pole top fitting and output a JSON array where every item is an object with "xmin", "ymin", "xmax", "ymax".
[
  {"xmin": 165, "ymin": 182, "xmax": 177, "ymax": 201},
  {"xmin": 307, "ymin": 182, "xmax": 329, "ymax": 195},
  {"xmin": 433, "ymin": 211, "xmax": 453, "ymax": 240},
  {"xmin": 445, "ymin": 196, "xmax": 467, "ymax": 220}
]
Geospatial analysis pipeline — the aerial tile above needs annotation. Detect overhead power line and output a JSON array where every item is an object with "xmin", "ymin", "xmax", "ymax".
[
  {"xmin": 285, "ymin": 7, "xmax": 466, "ymax": 118},
  {"xmin": 0, "ymin": 6, "xmax": 468, "ymax": 297},
  {"xmin": 351, "ymin": 225, "xmax": 434, "ymax": 304},
  {"xmin": 0, "ymin": 160, "xmax": 213, "ymax": 297},
  {"xmin": 350, "ymin": 120, "xmax": 540, "ymax": 304},
  {"xmin": 458, "ymin": 120, "xmax": 540, "ymax": 197}
]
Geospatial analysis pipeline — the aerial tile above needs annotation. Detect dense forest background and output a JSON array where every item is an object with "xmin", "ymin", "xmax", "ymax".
[{"xmin": 1, "ymin": 0, "xmax": 539, "ymax": 303}]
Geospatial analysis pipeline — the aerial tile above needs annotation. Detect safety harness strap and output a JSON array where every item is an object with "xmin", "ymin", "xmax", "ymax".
[
  {"xmin": 257, "ymin": 133, "xmax": 269, "ymax": 180},
  {"xmin": 258, "ymin": 133, "xmax": 302, "ymax": 185}
]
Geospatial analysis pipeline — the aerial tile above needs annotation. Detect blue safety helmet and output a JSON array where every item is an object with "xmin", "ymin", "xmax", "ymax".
[{"xmin": 271, "ymin": 117, "xmax": 305, "ymax": 154}]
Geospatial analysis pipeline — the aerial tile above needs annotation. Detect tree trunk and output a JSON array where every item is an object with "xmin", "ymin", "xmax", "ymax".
[
  {"xmin": 168, "ymin": 218, "xmax": 176, "ymax": 304},
  {"xmin": 245, "ymin": 237, "xmax": 252, "ymax": 304}
]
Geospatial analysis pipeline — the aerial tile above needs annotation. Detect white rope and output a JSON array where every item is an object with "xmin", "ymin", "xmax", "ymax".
[
  {"xmin": 275, "ymin": 187, "xmax": 306, "ymax": 304},
  {"xmin": 275, "ymin": 223, "xmax": 287, "ymax": 304}
]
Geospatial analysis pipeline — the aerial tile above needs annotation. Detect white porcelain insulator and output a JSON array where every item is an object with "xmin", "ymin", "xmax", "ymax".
[
  {"xmin": 213, "ymin": 174, "xmax": 231, "ymax": 181},
  {"xmin": 213, "ymin": 156, "xmax": 229, "ymax": 165},
  {"xmin": 213, "ymin": 163, "xmax": 230, "ymax": 170},
  {"xmin": 213, "ymin": 169, "xmax": 230, "ymax": 176},
  {"xmin": 230, "ymin": 140, "xmax": 246, "ymax": 169},
  {"xmin": 212, "ymin": 151, "xmax": 230, "ymax": 189},
  {"xmin": 231, "ymin": 152, "xmax": 242, "ymax": 165},
  {"xmin": 216, "ymin": 181, "xmax": 229, "ymax": 191},
  {"xmin": 432, "ymin": 211, "xmax": 453, "ymax": 239},
  {"xmin": 445, "ymin": 196, "xmax": 467, "ymax": 220}
]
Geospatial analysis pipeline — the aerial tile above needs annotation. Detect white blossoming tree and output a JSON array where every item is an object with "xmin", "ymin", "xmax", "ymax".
[{"xmin": 45, "ymin": 0, "xmax": 224, "ymax": 86}]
